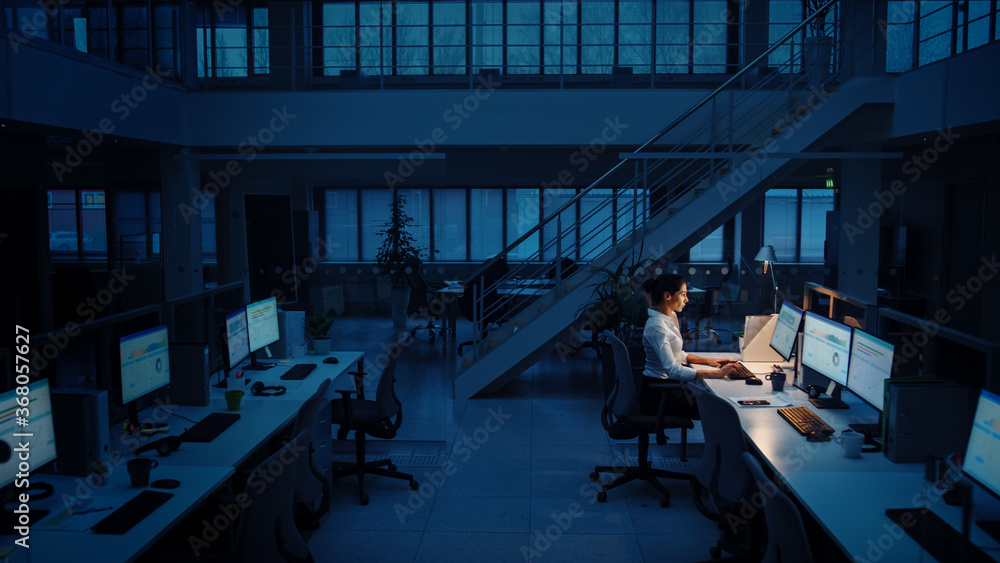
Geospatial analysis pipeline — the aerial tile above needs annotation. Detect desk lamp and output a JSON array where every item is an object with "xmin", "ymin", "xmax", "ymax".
[{"xmin": 755, "ymin": 245, "xmax": 779, "ymax": 312}]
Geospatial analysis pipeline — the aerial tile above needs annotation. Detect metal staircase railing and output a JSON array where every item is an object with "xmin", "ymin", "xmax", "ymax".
[{"xmin": 463, "ymin": 0, "xmax": 866, "ymax": 362}]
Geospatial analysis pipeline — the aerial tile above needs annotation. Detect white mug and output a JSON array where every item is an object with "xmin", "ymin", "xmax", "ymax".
[{"xmin": 835, "ymin": 430, "xmax": 865, "ymax": 458}]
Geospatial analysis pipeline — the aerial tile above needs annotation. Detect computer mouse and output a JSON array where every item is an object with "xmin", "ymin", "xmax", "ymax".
[
  {"xmin": 151, "ymin": 479, "xmax": 181, "ymax": 489},
  {"xmin": 806, "ymin": 432, "xmax": 831, "ymax": 443},
  {"xmin": 323, "ymin": 357, "xmax": 339, "ymax": 364},
  {"xmin": 745, "ymin": 376, "xmax": 762, "ymax": 385}
]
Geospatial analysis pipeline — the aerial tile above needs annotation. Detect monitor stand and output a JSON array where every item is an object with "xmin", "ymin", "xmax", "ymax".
[
  {"xmin": 809, "ymin": 383, "xmax": 849, "ymax": 409},
  {"xmin": 242, "ymin": 350, "xmax": 275, "ymax": 371}
]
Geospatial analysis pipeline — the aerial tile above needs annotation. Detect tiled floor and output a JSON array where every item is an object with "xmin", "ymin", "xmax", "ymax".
[{"xmin": 312, "ymin": 316, "xmax": 733, "ymax": 562}]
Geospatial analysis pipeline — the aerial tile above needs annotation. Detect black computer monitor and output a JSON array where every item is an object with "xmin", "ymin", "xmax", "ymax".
[
  {"xmin": 845, "ymin": 329, "xmax": 895, "ymax": 438},
  {"xmin": 120, "ymin": 325, "xmax": 171, "ymax": 427},
  {"xmin": 0, "ymin": 378, "xmax": 57, "ymax": 527},
  {"xmin": 962, "ymin": 388, "xmax": 1000, "ymax": 540},
  {"xmin": 801, "ymin": 311, "xmax": 852, "ymax": 409},
  {"xmin": 770, "ymin": 300, "xmax": 804, "ymax": 361},
  {"xmin": 225, "ymin": 307, "xmax": 250, "ymax": 373},
  {"xmin": 244, "ymin": 296, "xmax": 279, "ymax": 370}
]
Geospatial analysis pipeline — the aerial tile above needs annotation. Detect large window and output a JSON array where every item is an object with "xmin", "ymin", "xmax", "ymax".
[
  {"xmin": 48, "ymin": 189, "xmax": 107, "ymax": 259},
  {"xmin": 885, "ymin": 0, "xmax": 999, "ymax": 73},
  {"xmin": 197, "ymin": 4, "xmax": 269, "ymax": 77},
  {"xmin": 763, "ymin": 188, "xmax": 833, "ymax": 262}
]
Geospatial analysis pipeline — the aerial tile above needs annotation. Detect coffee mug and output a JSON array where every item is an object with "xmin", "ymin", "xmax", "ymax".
[
  {"xmin": 225, "ymin": 389, "xmax": 244, "ymax": 411},
  {"xmin": 835, "ymin": 430, "xmax": 865, "ymax": 458},
  {"xmin": 765, "ymin": 371, "xmax": 786, "ymax": 392},
  {"xmin": 127, "ymin": 457, "xmax": 158, "ymax": 488}
]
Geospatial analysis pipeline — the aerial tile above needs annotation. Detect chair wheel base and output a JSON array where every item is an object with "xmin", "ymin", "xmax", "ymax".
[
  {"xmin": 409, "ymin": 480, "xmax": 419, "ymax": 490},
  {"xmin": 589, "ymin": 472, "xmax": 600, "ymax": 482},
  {"xmin": 360, "ymin": 495, "xmax": 370, "ymax": 506},
  {"xmin": 597, "ymin": 491, "xmax": 607, "ymax": 503}
]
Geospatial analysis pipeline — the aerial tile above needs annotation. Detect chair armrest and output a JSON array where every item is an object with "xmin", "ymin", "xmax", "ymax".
[{"xmin": 334, "ymin": 389, "xmax": 357, "ymax": 426}]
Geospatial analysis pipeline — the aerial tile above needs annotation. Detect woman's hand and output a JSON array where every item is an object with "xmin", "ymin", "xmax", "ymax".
[
  {"xmin": 703, "ymin": 358, "xmax": 722, "ymax": 368},
  {"xmin": 718, "ymin": 364, "xmax": 739, "ymax": 379}
]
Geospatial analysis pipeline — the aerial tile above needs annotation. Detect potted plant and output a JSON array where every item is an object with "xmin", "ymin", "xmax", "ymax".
[
  {"xmin": 375, "ymin": 192, "xmax": 425, "ymax": 328},
  {"xmin": 304, "ymin": 313, "xmax": 334, "ymax": 356},
  {"xmin": 803, "ymin": 0, "xmax": 835, "ymax": 89},
  {"xmin": 576, "ymin": 244, "xmax": 652, "ymax": 350}
]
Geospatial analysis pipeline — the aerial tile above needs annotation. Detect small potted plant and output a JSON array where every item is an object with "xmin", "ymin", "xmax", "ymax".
[
  {"xmin": 304, "ymin": 313, "xmax": 334, "ymax": 356},
  {"xmin": 803, "ymin": 0, "xmax": 835, "ymax": 88},
  {"xmin": 375, "ymin": 192, "xmax": 425, "ymax": 328}
]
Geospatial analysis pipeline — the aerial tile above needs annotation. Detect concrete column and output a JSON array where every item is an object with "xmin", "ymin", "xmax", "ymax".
[
  {"xmin": 159, "ymin": 148, "xmax": 203, "ymax": 299},
  {"xmin": 836, "ymin": 157, "xmax": 880, "ymax": 302}
]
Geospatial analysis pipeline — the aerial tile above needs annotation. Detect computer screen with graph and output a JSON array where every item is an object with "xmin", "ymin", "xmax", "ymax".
[
  {"xmin": 801, "ymin": 311, "xmax": 852, "ymax": 387},
  {"xmin": 770, "ymin": 300, "xmax": 804, "ymax": 361},
  {"xmin": 120, "ymin": 325, "xmax": 171, "ymax": 405},
  {"xmin": 846, "ymin": 329, "xmax": 894, "ymax": 411},
  {"xmin": 963, "ymin": 388, "xmax": 1000, "ymax": 502},
  {"xmin": 0, "ymin": 379, "xmax": 57, "ymax": 489},
  {"xmin": 246, "ymin": 296, "xmax": 279, "ymax": 352},
  {"xmin": 225, "ymin": 307, "xmax": 250, "ymax": 370}
]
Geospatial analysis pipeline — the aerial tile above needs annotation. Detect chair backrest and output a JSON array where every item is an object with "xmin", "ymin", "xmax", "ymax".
[
  {"xmin": 376, "ymin": 345, "xmax": 404, "ymax": 424},
  {"xmin": 690, "ymin": 385, "xmax": 753, "ymax": 508},
  {"xmin": 546, "ymin": 257, "xmax": 578, "ymax": 280},
  {"xmin": 742, "ymin": 452, "xmax": 815, "ymax": 563},
  {"xmin": 405, "ymin": 256, "xmax": 428, "ymax": 291},
  {"xmin": 233, "ymin": 429, "xmax": 312, "ymax": 563},
  {"xmin": 603, "ymin": 333, "xmax": 642, "ymax": 418}
]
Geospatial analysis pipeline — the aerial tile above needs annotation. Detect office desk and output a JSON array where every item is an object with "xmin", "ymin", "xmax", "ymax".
[
  {"xmin": 703, "ymin": 375, "xmax": 1000, "ymax": 561},
  {"xmin": 33, "ymin": 465, "xmax": 232, "ymax": 563}
]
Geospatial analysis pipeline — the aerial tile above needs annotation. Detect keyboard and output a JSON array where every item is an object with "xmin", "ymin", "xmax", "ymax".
[
  {"xmin": 180, "ymin": 412, "xmax": 241, "ymax": 443},
  {"xmin": 727, "ymin": 361, "xmax": 755, "ymax": 380},
  {"xmin": 280, "ymin": 363, "xmax": 317, "ymax": 381},
  {"xmin": 92, "ymin": 490, "xmax": 174, "ymax": 535},
  {"xmin": 776, "ymin": 406, "xmax": 834, "ymax": 436},
  {"xmin": 885, "ymin": 508, "xmax": 995, "ymax": 563}
]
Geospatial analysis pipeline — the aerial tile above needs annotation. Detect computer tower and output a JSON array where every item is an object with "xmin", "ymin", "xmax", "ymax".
[
  {"xmin": 271, "ymin": 309, "xmax": 305, "ymax": 359},
  {"xmin": 51, "ymin": 389, "xmax": 110, "ymax": 477},
  {"xmin": 885, "ymin": 382, "xmax": 974, "ymax": 463},
  {"xmin": 170, "ymin": 344, "xmax": 211, "ymax": 406}
]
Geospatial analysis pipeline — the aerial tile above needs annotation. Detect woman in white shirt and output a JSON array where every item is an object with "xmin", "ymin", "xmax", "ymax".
[{"xmin": 640, "ymin": 274, "xmax": 738, "ymax": 416}]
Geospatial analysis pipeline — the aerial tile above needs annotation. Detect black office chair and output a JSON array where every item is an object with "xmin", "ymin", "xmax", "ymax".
[
  {"xmin": 742, "ymin": 451, "xmax": 815, "ymax": 563},
  {"xmin": 589, "ymin": 332, "xmax": 695, "ymax": 507},
  {"xmin": 457, "ymin": 257, "xmax": 509, "ymax": 356},
  {"xmin": 291, "ymin": 379, "xmax": 332, "ymax": 533},
  {"xmin": 545, "ymin": 257, "xmax": 578, "ymax": 281},
  {"xmin": 689, "ymin": 384, "xmax": 761, "ymax": 560},
  {"xmin": 405, "ymin": 256, "xmax": 446, "ymax": 341},
  {"xmin": 330, "ymin": 345, "xmax": 418, "ymax": 505}
]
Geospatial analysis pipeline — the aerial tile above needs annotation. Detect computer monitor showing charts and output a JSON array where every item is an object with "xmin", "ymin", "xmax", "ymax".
[
  {"xmin": 963, "ymin": 389, "xmax": 1000, "ymax": 505},
  {"xmin": 770, "ymin": 300, "xmax": 804, "ymax": 361},
  {"xmin": 226, "ymin": 308, "xmax": 250, "ymax": 371},
  {"xmin": 847, "ymin": 329, "xmax": 894, "ymax": 411},
  {"xmin": 245, "ymin": 296, "xmax": 279, "ymax": 370},
  {"xmin": 0, "ymin": 379, "xmax": 57, "ymax": 489},
  {"xmin": 120, "ymin": 325, "xmax": 171, "ymax": 405},
  {"xmin": 802, "ymin": 312, "xmax": 852, "ymax": 408}
]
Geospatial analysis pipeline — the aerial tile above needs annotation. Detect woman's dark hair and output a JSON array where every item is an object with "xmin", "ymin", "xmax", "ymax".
[{"xmin": 647, "ymin": 274, "xmax": 686, "ymax": 305}]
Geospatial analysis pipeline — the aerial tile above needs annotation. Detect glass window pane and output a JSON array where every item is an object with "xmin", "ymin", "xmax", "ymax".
[
  {"xmin": 433, "ymin": 189, "xmax": 467, "ymax": 260},
  {"xmin": 543, "ymin": 0, "xmax": 577, "ymax": 74},
  {"xmin": 579, "ymin": 188, "xmax": 613, "ymax": 259},
  {"xmin": 693, "ymin": 1, "xmax": 727, "ymax": 73},
  {"xmin": 799, "ymin": 189, "xmax": 832, "ymax": 262},
  {"xmin": 361, "ymin": 189, "xmax": 390, "ymax": 261},
  {"xmin": 967, "ymin": 1, "xmax": 992, "ymax": 50},
  {"xmin": 619, "ymin": 1, "xmax": 652, "ymax": 73},
  {"xmin": 918, "ymin": 1, "xmax": 952, "ymax": 66},
  {"xmin": 472, "ymin": 1, "xmax": 503, "ymax": 72},
  {"xmin": 507, "ymin": 0, "xmax": 540, "ymax": 74},
  {"xmin": 324, "ymin": 3, "xmax": 355, "ymax": 76},
  {"xmin": 397, "ymin": 2, "xmax": 429, "ymax": 75},
  {"xmin": 763, "ymin": 188, "xmax": 797, "ymax": 261},
  {"xmin": 885, "ymin": 1, "xmax": 915, "ymax": 72},
  {"xmin": 252, "ymin": 8, "xmax": 268, "ymax": 73},
  {"xmin": 656, "ymin": 0, "xmax": 689, "ymax": 73},
  {"xmin": 768, "ymin": 0, "xmax": 800, "ymax": 71},
  {"xmin": 541, "ymin": 189, "xmax": 576, "ymax": 260},
  {"xmin": 506, "ymin": 189, "xmax": 539, "ymax": 260},
  {"xmin": 48, "ymin": 190, "xmax": 78, "ymax": 254},
  {"xmin": 581, "ymin": 0, "xmax": 614, "ymax": 74},
  {"xmin": 215, "ymin": 28, "xmax": 248, "ymax": 77},
  {"xmin": 433, "ymin": 1, "xmax": 466, "ymax": 74},
  {"xmin": 470, "ymin": 189, "xmax": 503, "ymax": 260},
  {"xmin": 325, "ymin": 189, "xmax": 359, "ymax": 261},
  {"xmin": 688, "ymin": 224, "xmax": 723, "ymax": 262}
]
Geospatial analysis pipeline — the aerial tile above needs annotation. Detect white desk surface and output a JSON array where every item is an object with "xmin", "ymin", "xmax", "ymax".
[
  {"xmin": 703, "ymin": 356, "xmax": 1000, "ymax": 562},
  {"xmin": 32, "ymin": 465, "xmax": 233, "ymax": 563}
]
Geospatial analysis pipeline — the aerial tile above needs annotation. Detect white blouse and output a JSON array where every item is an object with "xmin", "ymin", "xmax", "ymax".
[{"xmin": 642, "ymin": 308, "xmax": 697, "ymax": 381}]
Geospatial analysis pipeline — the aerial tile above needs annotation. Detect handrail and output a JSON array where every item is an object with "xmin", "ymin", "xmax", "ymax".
[{"xmin": 468, "ymin": 0, "xmax": 841, "ymax": 283}]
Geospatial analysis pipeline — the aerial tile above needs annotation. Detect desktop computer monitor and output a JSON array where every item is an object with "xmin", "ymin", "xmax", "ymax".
[
  {"xmin": 801, "ymin": 311, "xmax": 852, "ymax": 408},
  {"xmin": 120, "ymin": 325, "xmax": 171, "ymax": 426},
  {"xmin": 225, "ymin": 307, "xmax": 250, "ymax": 372},
  {"xmin": 0, "ymin": 379, "xmax": 57, "ymax": 490},
  {"xmin": 963, "ymin": 389, "xmax": 1000, "ymax": 502},
  {"xmin": 847, "ymin": 329, "xmax": 895, "ymax": 411},
  {"xmin": 770, "ymin": 300, "xmax": 804, "ymax": 361},
  {"xmin": 245, "ymin": 296, "xmax": 279, "ymax": 370}
]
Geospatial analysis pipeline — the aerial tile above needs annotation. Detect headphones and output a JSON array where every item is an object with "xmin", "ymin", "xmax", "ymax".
[
  {"xmin": 135, "ymin": 435, "xmax": 182, "ymax": 456},
  {"xmin": 251, "ymin": 381, "xmax": 287, "ymax": 397}
]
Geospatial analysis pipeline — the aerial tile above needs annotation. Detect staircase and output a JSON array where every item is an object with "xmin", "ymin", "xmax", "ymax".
[{"xmin": 456, "ymin": 0, "xmax": 892, "ymax": 400}]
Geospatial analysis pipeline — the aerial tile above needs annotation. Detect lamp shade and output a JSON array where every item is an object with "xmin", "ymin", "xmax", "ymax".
[{"xmin": 754, "ymin": 245, "xmax": 777, "ymax": 264}]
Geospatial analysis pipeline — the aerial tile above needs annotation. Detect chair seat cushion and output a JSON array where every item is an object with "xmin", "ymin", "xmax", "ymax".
[{"xmin": 330, "ymin": 398, "xmax": 382, "ymax": 424}]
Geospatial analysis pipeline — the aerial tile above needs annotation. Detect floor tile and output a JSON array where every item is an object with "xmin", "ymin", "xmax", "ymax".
[
  {"xmin": 414, "ymin": 532, "xmax": 531, "ymax": 563},
  {"xmin": 424, "ymin": 496, "xmax": 532, "ymax": 533}
]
